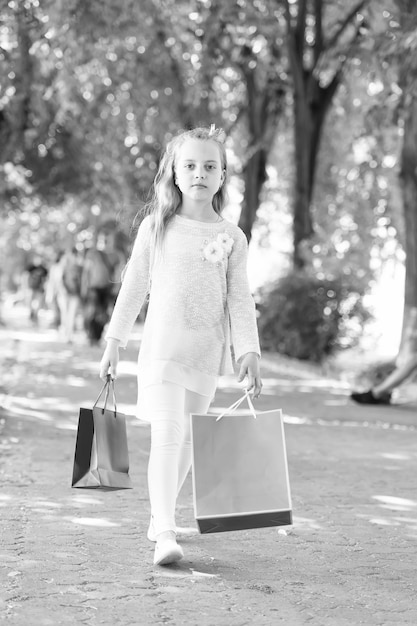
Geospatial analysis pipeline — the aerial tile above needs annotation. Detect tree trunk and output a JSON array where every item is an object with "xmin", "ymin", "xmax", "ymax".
[
  {"xmin": 291, "ymin": 72, "xmax": 341, "ymax": 267},
  {"xmin": 398, "ymin": 93, "xmax": 417, "ymax": 362},
  {"xmin": 284, "ymin": 0, "xmax": 363, "ymax": 268},
  {"xmin": 239, "ymin": 149, "xmax": 267, "ymax": 242},
  {"xmin": 237, "ymin": 54, "xmax": 282, "ymax": 241},
  {"xmin": 0, "ymin": 6, "xmax": 33, "ymax": 164},
  {"xmin": 292, "ymin": 89, "xmax": 314, "ymax": 267}
]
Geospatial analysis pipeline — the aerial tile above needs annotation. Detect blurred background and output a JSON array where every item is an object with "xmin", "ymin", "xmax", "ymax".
[{"xmin": 1, "ymin": 0, "xmax": 416, "ymax": 378}]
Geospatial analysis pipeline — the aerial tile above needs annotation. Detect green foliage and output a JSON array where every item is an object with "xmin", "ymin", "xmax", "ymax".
[{"xmin": 257, "ymin": 271, "xmax": 371, "ymax": 362}]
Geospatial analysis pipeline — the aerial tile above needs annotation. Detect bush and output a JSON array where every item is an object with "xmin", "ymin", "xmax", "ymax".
[{"xmin": 257, "ymin": 271, "xmax": 370, "ymax": 363}]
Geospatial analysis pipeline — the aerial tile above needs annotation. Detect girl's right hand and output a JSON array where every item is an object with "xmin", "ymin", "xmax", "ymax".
[{"xmin": 99, "ymin": 339, "xmax": 120, "ymax": 380}]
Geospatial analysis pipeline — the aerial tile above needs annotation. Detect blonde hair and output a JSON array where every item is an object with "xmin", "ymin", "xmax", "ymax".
[{"xmin": 141, "ymin": 126, "xmax": 228, "ymax": 254}]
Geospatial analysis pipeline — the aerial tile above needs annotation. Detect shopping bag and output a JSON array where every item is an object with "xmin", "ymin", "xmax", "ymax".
[
  {"xmin": 191, "ymin": 390, "xmax": 292, "ymax": 533},
  {"xmin": 71, "ymin": 376, "xmax": 133, "ymax": 489}
]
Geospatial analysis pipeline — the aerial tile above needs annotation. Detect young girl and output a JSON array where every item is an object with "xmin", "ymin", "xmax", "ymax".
[{"xmin": 99, "ymin": 126, "xmax": 262, "ymax": 566}]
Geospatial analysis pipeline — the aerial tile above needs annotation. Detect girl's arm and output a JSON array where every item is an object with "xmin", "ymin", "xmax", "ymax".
[
  {"xmin": 226, "ymin": 228, "xmax": 262, "ymax": 397},
  {"xmin": 99, "ymin": 338, "xmax": 120, "ymax": 380},
  {"xmin": 237, "ymin": 352, "xmax": 262, "ymax": 399},
  {"xmin": 80, "ymin": 254, "xmax": 92, "ymax": 300},
  {"xmin": 102, "ymin": 216, "xmax": 152, "ymax": 356}
]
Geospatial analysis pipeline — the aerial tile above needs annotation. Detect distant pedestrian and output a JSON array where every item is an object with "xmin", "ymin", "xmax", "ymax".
[
  {"xmin": 99, "ymin": 126, "xmax": 262, "ymax": 566},
  {"xmin": 24, "ymin": 256, "xmax": 48, "ymax": 323},
  {"xmin": 45, "ymin": 251, "xmax": 64, "ymax": 329},
  {"xmin": 57, "ymin": 247, "xmax": 83, "ymax": 343},
  {"xmin": 81, "ymin": 226, "xmax": 125, "ymax": 345}
]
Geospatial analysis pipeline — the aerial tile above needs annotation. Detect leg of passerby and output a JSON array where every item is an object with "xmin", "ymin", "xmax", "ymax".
[
  {"xmin": 84, "ymin": 288, "xmax": 109, "ymax": 345},
  {"xmin": 66, "ymin": 295, "xmax": 79, "ymax": 343},
  {"xmin": 351, "ymin": 355, "xmax": 417, "ymax": 405},
  {"xmin": 51, "ymin": 296, "xmax": 61, "ymax": 329},
  {"xmin": 83, "ymin": 289, "xmax": 99, "ymax": 344},
  {"xmin": 29, "ymin": 290, "xmax": 40, "ymax": 324},
  {"xmin": 57, "ymin": 291, "xmax": 71, "ymax": 342}
]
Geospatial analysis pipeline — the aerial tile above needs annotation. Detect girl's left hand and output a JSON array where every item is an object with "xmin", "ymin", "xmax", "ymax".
[{"xmin": 237, "ymin": 352, "xmax": 262, "ymax": 399}]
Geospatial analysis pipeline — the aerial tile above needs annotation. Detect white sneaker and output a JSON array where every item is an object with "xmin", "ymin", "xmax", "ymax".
[{"xmin": 153, "ymin": 539, "xmax": 184, "ymax": 566}]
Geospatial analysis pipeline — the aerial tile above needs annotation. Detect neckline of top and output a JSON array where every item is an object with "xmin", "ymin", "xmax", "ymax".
[{"xmin": 174, "ymin": 214, "xmax": 225, "ymax": 227}]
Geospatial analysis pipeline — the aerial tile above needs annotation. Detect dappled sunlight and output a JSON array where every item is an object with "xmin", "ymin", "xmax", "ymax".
[
  {"xmin": 189, "ymin": 569, "xmax": 219, "ymax": 578},
  {"xmin": 292, "ymin": 515, "xmax": 323, "ymax": 531},
  {"xmin": 357, "ymin": 495, "xmax": 417, "ymax": 538},
  {"xmin": 283, "ymin": 414, "xmax": 312, "ymax": 425},
  {"xmin": 73, "ymin": 362, "xmax": 138, "ymax": 378},
  {"xmin": 3, "ymin": 394, "xmax": 82, "ymax": 427},
  {"xmin": 65, "ymin": 516, "xmax": 120, "ymax": 528},
  {"xmin": 324, "ymin": 398, "xmax": 350, "ymax": 406},
  {"xmin": 252, "ymin": 380, "xmax": 349, "ymax": 399},
  {"xmin": 0, "ymin": 328, "xmax": 60, "ymax": 345},
  {"xmin": 153, "ymin": 568, "xmax": 219, "ymax": 580},
  {"xmin": 70, "ymin": 494, "xmax": 104, "ymax": 506},
  {"xmin": 393, "ymin": 516, "xmax": 417, "ymax": 537},
  {"xmin": 373, "ymin": 495, "xmax": 417, "ymax": 512},
  {"xmin": 30, "ymin": 349, "xmax": 74, "ymax": 362},
  {"xmin": 27, "ymin": 500, "xmax": 62, "ymax": 509},
  {"xmin": 62, "ymin": 375, "xmax": 88, "ymax": 388},
  {"xmin": 380, "ymin": 452, "xmax": 414, "ymax": 461},
  {"xmin": 218, "ymin": 376, "xmax": 350, "ymax": 393},
  {"xmin": 6, "ymin": 394, "xmax": 69, "ymax": 412},
  {"xmin": 297, "ymin": 380, "xmax": 350, "ymax": 390},
  {"xmin": 73, "ymin": 362, "xmax": 105, "ymax": 376},
  {"xmin": 3, "ymin": 399, "xmax": 54, "ymax": 421},
  {"xmin": 369, "ymin": 517, "xmax": 401, "ymax": 527},
  {"xmin": 55, "ymin": 422, "xmax": 77, "ymax": 430},
  {"xmin": 39, "ymin": 395, "xmax": 83, "ymax": 408}
]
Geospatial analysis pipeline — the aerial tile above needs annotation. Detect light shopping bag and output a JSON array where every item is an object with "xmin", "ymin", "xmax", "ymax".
[
  {"xmin": 71, "ymin": 376, "xmax": 133, "ymax": 489},
  {"xmin": 191, "ymin": 390, "xmax": 292, "ymax": 533}
]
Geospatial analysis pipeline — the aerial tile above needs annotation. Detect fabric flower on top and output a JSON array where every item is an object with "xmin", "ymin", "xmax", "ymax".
[
  {"xmin": 203, "ymin": 240, "xmax": 225, "ymax": 264},
  {"xmin": 217, "ymin": 232, "xmax": 234, "ymax": 254}
]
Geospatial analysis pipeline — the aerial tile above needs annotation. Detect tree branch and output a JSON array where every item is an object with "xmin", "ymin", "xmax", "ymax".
[
  {"xmin": 325, "ymin": 0, "xmax": 368, "ymax": 51},
  {"xmin": 149, "ymin": 1, "xmax": 193, "ymax": 126},
  {"xmin": 313, "ymin": 0, "xmax": 324, "ymax": 66},
  {"xmin": 295, "ymin": 0, "xmax": 308, "ymax": 44},
  {"xmin": 283, "ymin": 0, "xmax": 292, "ymax": 32},
  {"xmin": 283, "ymin": 0, "xmax": 306, "ymax": 56}
]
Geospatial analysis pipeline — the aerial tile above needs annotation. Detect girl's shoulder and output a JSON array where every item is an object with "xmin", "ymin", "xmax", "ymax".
[
  {"xmin": 138, "ymin": 214, "xmax": 153, "ymax": 231},
  {"xmin": 134, "ymin": 214, "xmax": 153, "ymax": 243},
  {"xmin": 220, "ymin": 220, "xmax": 247, "ymax": 246}
]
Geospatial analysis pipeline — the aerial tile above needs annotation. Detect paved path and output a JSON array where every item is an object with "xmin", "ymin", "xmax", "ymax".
[{"xmin": 1, "ymin": 308, "xmax": 417, "ymax": 625}]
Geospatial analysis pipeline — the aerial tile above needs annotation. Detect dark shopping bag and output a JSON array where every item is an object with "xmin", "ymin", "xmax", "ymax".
[
  {"xmin": 71, "ymin": 376, "xmax": 133, "ymax": 489},
  {"xmin": 191, "ymin": 390, "xmax": 292, "ymax": 533}
]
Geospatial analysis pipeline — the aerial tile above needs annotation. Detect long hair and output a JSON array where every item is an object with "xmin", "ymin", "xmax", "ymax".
[{"xmin": 141, "ymin": 126, "xmax": 228, "ymax": 255}]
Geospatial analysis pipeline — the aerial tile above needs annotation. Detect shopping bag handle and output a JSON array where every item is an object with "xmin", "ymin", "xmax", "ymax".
[
  {"xmin": 216, "ymin": 389, "xmax": 257, "ymax": 422},
  {"xmin": 93, "ymin": 375, "xmax": 117, "ymax": 418}
]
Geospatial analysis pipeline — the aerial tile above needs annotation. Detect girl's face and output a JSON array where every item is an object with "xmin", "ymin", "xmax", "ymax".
[{"xmin": 174, "ymin": 138, "xmax": 224, "ymax": 203}]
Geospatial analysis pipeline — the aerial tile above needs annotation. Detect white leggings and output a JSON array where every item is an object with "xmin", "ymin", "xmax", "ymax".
[{"xmin": 142, "ymin": 382, "xmax": 212, "ymax": 535}]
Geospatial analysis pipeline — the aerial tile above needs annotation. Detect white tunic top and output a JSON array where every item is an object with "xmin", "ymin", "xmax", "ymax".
[{"xmin": 105, "ymin": 214, "xmax": 261, "ymax": 408}]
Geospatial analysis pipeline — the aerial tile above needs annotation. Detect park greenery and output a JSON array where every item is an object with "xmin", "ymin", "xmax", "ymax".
[{"xmin": 1, "ymin": 0, "xmax": 416, "ymax": 361}]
